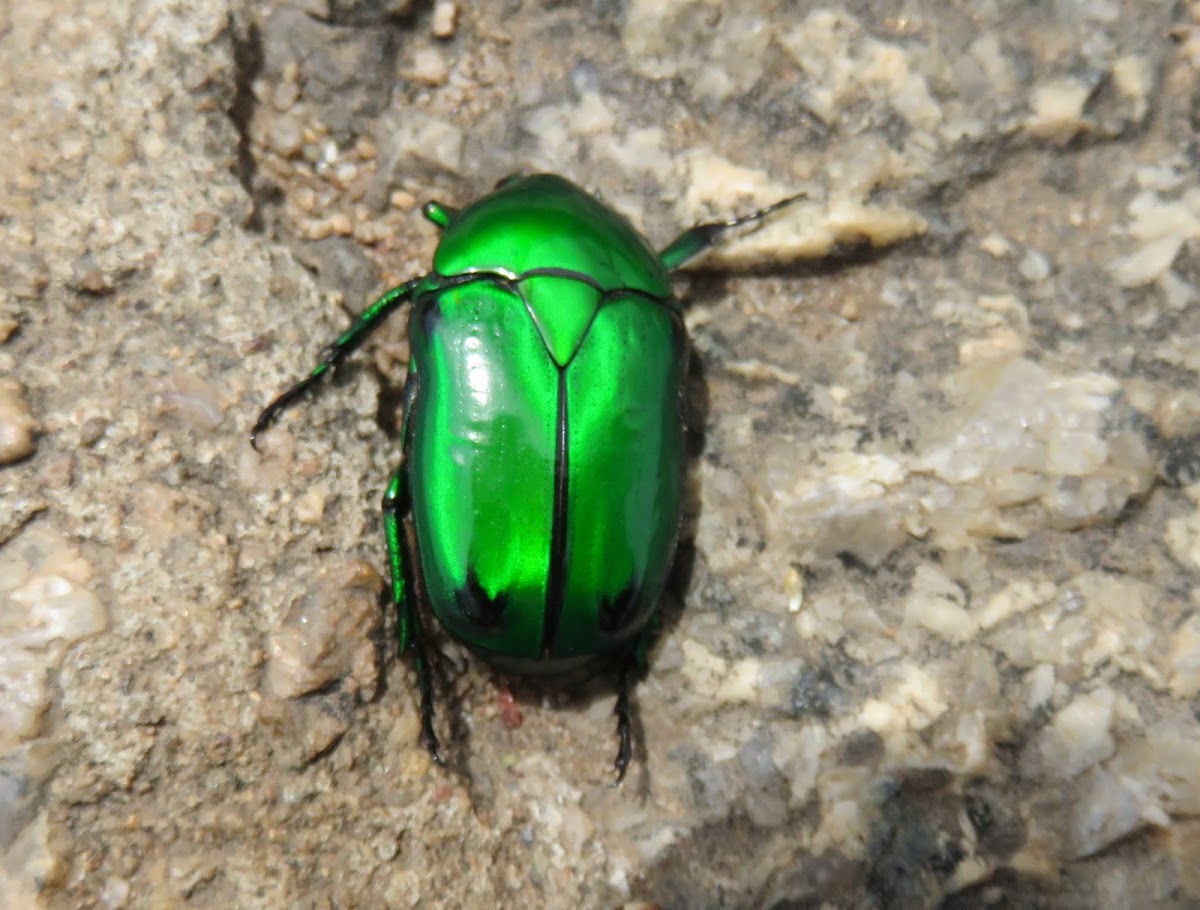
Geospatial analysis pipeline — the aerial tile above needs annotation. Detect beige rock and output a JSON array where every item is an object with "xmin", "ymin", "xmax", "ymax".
[{"xmin": 1036, "ymin": 687, "xmax": 1117, "ymax": 781}]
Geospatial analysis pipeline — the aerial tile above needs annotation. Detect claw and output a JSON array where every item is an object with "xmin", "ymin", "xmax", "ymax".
[{"xmin": 421, "ymin": 724, "xmax": 444, "ymax": 766}]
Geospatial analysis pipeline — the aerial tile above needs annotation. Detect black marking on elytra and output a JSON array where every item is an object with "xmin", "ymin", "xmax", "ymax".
[
  {"xmin": 599, "ymin": 584, "xmax": 641, "ymax": 635},
  {"xmin": 456, "ymin": 570, "xmax": 507, "ymax": 628}
]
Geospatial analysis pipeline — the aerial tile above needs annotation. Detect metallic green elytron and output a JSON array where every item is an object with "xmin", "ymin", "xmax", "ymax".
[{"xmin": 252, "ymin": 174, "xmax": 801, "ymax": 781}]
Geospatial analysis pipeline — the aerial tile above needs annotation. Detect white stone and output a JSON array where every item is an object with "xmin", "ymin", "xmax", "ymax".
[
  {"xmin": 408, "ymin": 47, "xmax": 449, "ymax": 86},
  {"xmin": 1167, "ymin": 615, "xmax": 1200, "ymax": 698},
  {"xmin": 1070, "ymin": 766, "xmax": 1170, "ymax": 859},
  {"xmin": 1025, "ymin": 77, "xmax": 1092, "ymax": 143},
  {"xmin": 717, "ymin": 658, "xmax": 763, "ymax": 704},
  {"xmin": 977, "ymin": 579, "xmax": 1056, "ymax": 631},
  {"xmin": 1018, "ymin": 247, "xmax": 1052, "ymax": 282},
  {"xmin": 774, "ymin": 725, "xmax": 827, "ymax": 806},
  {"xmin": 1037, "ymin": 687, "xmax": 1117, "ymax": 780},
  {"xmin": 857, "ymin": 664, "xmax": 950, "ymax": 755},
  {"xmin": 1110, "ymin": 235, "xmax": 1184, "ymax": 288},
  {"xmin": 1025, "ymin": 664, "xmax": 1057, "ymax": 711},
  {"xmin": 980, "ymin": 231, "xmax": 1014, "ymax": 257},
  {"xmin": 265, "ymin": 561, "xmax": 382, "ymax": 701},
  {"xmin": 430, "ymin": 0, "xmax": 456, "ymax": 38},
  {"xmin": 932, "ymin": 709, "xmax": 992, "ymax": 773},
  {"xmin": 1110, "ymin": 726, "xmax": 1200, "ymax": 816},
  {"xmin": 0, "ymin": 530, "xmax": 106, "ymax": 752},
  {"xmin": 383, "ymin": 112, "xmax": 463, "ymax": 174},
  {"xmin": 680, "ymin": 639, "xmax": 729, "ymax": 702},
  {"xmin": 904, "ymin": 563, "xmax": 975, "ymax": 641},
  {"xmin": 1166, "ymin": 507, "xmax": 1200, "ymax": 572},
  {"xmin": 0, "ymin": 379, "xmax": 37, "ymax": 464}
]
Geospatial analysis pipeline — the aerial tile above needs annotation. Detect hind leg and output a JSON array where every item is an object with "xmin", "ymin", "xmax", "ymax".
[{"xmin": 612, "ymin": 612, "xmax": 661, "ymax": 784}]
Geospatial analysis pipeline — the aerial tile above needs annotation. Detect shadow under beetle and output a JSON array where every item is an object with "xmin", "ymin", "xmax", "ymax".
[{"xmin": 252, "ymin": 174, "xmax": 803, "ymax": 782}]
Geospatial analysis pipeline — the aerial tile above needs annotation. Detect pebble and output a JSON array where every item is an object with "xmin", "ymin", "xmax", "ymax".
[
  {"xmin": 265, "ymin": 560, "xmax": 383, "ymax": 701},
  {"xmin": 1035, "ymin": 687, "xmax": 1117, "ymax": 781},
  {"xmin": 293, "ymin": 488, "xmax": 326, "ymax": 525},
  {"xmin": 0, "ymin": 529, "xmax": 106, "ymax": 750},
  {"xmin": 1166, "ymin": 616, "xmax": 1200, "ymax": 697},
  {"xmin": 79, "ymin": 416, "xmax": 108, "ymax": 448},
  {"xmin": 683, "ymin": 749, "xmax": 732, "ymax": 816},
  {"xmin": 739, "ymin": 727, "xmax": 789, "ymax": 827},
  {"xmin": 71, "ymin": 260, "xmax": 114, "ymax": 295},
  {"xmin": 903, "ymin": 562, "xmax": 974, "ymax": 642},
  {"xmin": 980, "ymin": 231, "xmax": 1014, "ymax": 257},
  {"xmin": 1166, "ymin": 502, "xmax": 1200, "ymax": 573},
  {"xmin": 161, "ymin": 371, "xmax": 224, "ymax": 432},
  {"xmin": 431, "ymin": 0, "xmax": 456, "ymax": 38},
  {"xmin": 1070, "ymin": 766, "xmax": 1169, "ymax": 859},
  {"xmin": 0, "ymin": 379, "xmax": 37, "ymax": 464},
  {"xmin": 1018, "ymin": 247, "xmax": 1052, "ymax": 282},
  {"xmin": 409, "ymin": 47, "xmax": 449, "ymax": 85},
  {"xmin": 292, "ymin": 185, "xmax": 317, "ymax": 213},
  {"xmin": 0, "ymin": 312, "xmax": 19, "ymax": 344},
  {"xmin": 271, "ymin": 79, "xmax": 300, "ymax": 112},
  {"xmin": 257, "ymin": 697, "xmax": 349, "ymax": 769},
  {"xmin": 1025, "ymin": 77, "xmax": 1093, "ymax": 144},
  {"xmin": 378, "ymin": 112, "xmax": 464, "ymax": 176},
  {"xmin": 268, "ymin": 116, "xmax": 303, "ymax": 157}
]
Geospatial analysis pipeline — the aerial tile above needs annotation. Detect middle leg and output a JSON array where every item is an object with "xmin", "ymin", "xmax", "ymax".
[{"xmin": 383, "ymin": 461, "xmax": 442, "ymax": 764}]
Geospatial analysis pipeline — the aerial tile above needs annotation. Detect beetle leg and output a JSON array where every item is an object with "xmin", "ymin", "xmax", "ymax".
[
  {"xmin": 612, "ymin": 613, "xmax": 663, "ymax": 784},
  {"xmin": 612, "ymin": 658, "xmax": 634, "ymax": 785},
  {"xmin": 251, "ymin": 276, "xmax": 422, "ymax": 449},
  {"xmin": 383, "ymin": 462, "xmax": 443, "ymax": 765},
  {"xmin": 658, "ymin": 191, "xmax": 809, "ymax": 271},
  {"xmin": 410, "ymin": 615, "xmax": 441, "ymax": 763}
]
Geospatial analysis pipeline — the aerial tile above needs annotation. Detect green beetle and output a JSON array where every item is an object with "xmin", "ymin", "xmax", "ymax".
[{"xmin": 253, "ymin": 174, "xmax": 801, "ymax": 780}]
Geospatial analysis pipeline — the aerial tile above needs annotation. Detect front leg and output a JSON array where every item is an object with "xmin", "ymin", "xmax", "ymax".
[
  {"xmin": 252, "ymin": 277, "xmax": 421, "ymax": 448},
  {"xmin": 658, "ymin": 192, "xmax": 807, "ymax": 272}
]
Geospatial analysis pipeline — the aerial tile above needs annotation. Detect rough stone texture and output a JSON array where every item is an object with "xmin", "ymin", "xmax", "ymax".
[{"xmin": 2, "ymin": 1, "xmax": 1200, "ymax": 908}]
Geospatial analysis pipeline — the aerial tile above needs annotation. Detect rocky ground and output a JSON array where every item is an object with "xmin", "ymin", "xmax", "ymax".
[{"xmin": 3, "ymin": 1, "xmax": 1200, "ymax": 908}]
